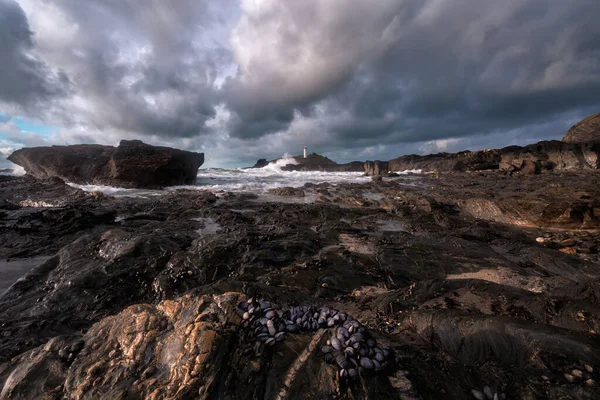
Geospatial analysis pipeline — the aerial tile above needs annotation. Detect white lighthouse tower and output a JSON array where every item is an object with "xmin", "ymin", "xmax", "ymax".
[{"xmin": 304, "ymin": 146, "xmax": 308, "ymax": 158}]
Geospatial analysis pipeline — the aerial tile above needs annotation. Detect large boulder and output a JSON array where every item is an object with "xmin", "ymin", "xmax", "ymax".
[
  {"xmin": 8, "ymin": 140, "xmax": 204, "ymax": 188},
  {"xmin": 563, "ymin": 112, "xmax": 600, "ymax": 143}
]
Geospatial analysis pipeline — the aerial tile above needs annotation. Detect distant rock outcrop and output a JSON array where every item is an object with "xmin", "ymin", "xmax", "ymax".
[
  {"xmin": 251, "ymin": 159, "xmax": 269, "ymax": 169},
  {"xmin": 8, "ymin": 140, "xmax": 204, "ymax": 188},
  {"xmin": 365, "ymin": 150, "xmax": 501, "ymax": 176},
  {"xmin": 249, "ymin": 153, "xmax": 364, "ymax": 172},
  {"xmin": 363, "ymin": 112, "xmax": 600, "ymax": 176},
  {"xmin": 364, "ymin": 142, "xmax": 600, "ymax": 176},
  {"xmin": 563, "ymin": 112, "xmax": 600, "ymax": 143}
]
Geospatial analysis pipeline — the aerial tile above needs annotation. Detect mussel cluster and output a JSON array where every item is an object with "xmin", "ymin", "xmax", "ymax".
[{"xmin": 236, "ymin": 298, "xmax": 391, "ymax": 379}]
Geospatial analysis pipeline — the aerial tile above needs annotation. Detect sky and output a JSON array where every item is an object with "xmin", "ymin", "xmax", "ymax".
[{"xmin": 1, "ymin": 0, "xmax": 600, "ymax": 169}]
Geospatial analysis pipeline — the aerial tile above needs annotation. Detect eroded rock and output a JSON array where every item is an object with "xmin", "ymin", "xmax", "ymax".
[
  {"xmin": 8, "ymin": 140, "xmax": 204, "ymax": 189},
  {"xmin": 563, "ymin": 112, "xmax": 600, "ymax": 143}
]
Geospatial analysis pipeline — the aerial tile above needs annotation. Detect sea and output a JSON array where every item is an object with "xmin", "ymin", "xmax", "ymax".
[{"xmin": 1, "ymin": 155, "xmax": 422, "ymax": 198}]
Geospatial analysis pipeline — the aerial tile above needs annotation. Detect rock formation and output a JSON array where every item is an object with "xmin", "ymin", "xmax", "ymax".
[
  {"xmin": 364, "ymin": 149, "xmax": 502, "ymax": 176},
  {"xmin": 268, "ymin": 187, "xmax": 306, "ymax": 197},
  {"xmin": 8, "ymin": 140, "xmax": 204, "ymax": 189},
  {"xmin": 364, "ymin": 112, "xmax": 600, "ymax": 176},
  {"xmin": 250, "ymin": 154, "xmax": 364, "ymax": 172},
  {"xmin": 499, "ymin": 141, "xmax": 600, "ymax": 174},
  {"xmin": 251, "ymin": 159, "xmax": 269, "ymax": 169},
  {"xmin": 364, "ymin": 141, "xmax": 600, "ymax": 176},
  {"xmin": 388, "ymin": 149, "xmax": 501, "ymax": 174},
  {"xmin": 364, "ymin": 161, "xmax": 390, "ymax": 176},
  {"xmin": 563, "ymin": 112, "xmax": 600, "ymax": 143}
]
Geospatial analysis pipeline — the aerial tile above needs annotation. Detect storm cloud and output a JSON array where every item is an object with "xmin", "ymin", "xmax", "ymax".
[
  {"xmin": 0, "ymin": 0, "xmax": 68, "ymax": 107},
  {"xmin": 1, "ymin": 0, "xmax": 600, "ymax": 166}
]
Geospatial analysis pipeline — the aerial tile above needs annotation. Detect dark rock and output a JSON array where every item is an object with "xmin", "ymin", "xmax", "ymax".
[
  {"xmin": 384, "ymin": 149, "xmax": 501, "ymax": 174},
  {"xmin": 8, "ymin": 140, "xmax": 204, "ymax": 189},
  {"xmin": 517, "ymin": 160, "xmax": 541, "ymax": 175},
  {"xmin": 268, "ymin": 187, "xmax": 305, "ymax": 197},
  {"xmin": 2, "ymin": 169, "xmax": 600, "ymax": 399},
  {"xmin": 251, "ymin": 159, "xmax": 269, "ymax": 168},
  {"xmin": 367, "ymin": 139, "xmax": 600, "ymax": 175},
  {"xmin": 249, "ymin": 154, "xmax": 364, "ymax": 172},
  {"xmin": 563, "ymin": 112, "xmax": 600, "ymax": 143},
  {"xmin": 0, "ymin": 336, "xmax": 76, "ymax": 399},
  {"xmin": 364, "ymin": 161, "xmax": 390, "ymax": 176},
  {"xmin": 499, "ymin": 141, "xmax": 600, "ymax": 172}
]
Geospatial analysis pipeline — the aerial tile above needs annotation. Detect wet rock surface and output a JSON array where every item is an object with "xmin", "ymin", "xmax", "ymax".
[
  {"xmin": 268, "ymin": 187, "xmax": 306, "ymax": 197},
  {"xmin": 1, "ymin": 170, "xmax": 600, "ymax": 399}
]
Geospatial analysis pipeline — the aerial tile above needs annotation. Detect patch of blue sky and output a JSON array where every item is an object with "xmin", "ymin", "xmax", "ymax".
[
  {"xmin": 0, "ymin": 113, "xmax": 57, "ymax": 139},
  {"xmin": 12, "ymin": 117, "xmax": 56, "ymax": 136}
]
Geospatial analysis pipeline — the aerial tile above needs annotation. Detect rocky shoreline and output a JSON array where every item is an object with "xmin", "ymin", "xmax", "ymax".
[
  {"xmin": 1, "ymin": 167, "xmax": 600, "ymax": 399},
  {"xmin": 363, "ymin": 140, "xmax": 600, "ymax": 177},
  {"xmin": 364, "ymin": 113, "xmax": 600, "ymax": 176}
]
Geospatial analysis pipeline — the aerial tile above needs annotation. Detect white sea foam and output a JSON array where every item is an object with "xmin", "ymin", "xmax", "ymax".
[
  {"xmin": 69, "ymin": 168, "xmax": 370, "ymax": 197},
  {"xmin": 393, "ymin": 169, "xmax": 423, "ymax": 174},
  {"xmin": 259, "ymin": 153, "xmax": 298, "ymax": 173},
  {"xmin": 180, "ymin": 168, "xmax": 370, "ymax": 193},
  {"xmin": 66, "ymin": 183, "xmax": 164, "ymax": 198},
  {"xmin": 0, "ymin": 165, "xmax": 26, "ymax": 176},
  {"xmin": 67, "ymin": 153, "xmax": 376, "ymax": 197}
]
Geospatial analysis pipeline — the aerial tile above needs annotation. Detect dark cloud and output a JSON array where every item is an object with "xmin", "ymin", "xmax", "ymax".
[
  {"xmin": 0, "ymin": 0, "xmax": 68, "ymax": 107},
  {"xmin": 6, "ymin": 0, "xmax": 237, "ymax": 138},
  {"xmin": 1, "ymin": 0, "xmax": 600, "ymax": 166},
  {"xmin": 226, "ymin": 0, "xmax": 600, "ymax": 150}
]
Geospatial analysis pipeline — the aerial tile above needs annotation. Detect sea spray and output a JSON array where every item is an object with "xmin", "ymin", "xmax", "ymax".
[
  {"xmin": 0, "ymin": 165, "xmax": 26, "ymax": 176},
  {"xmin": 258, "ymin": 153, "xmax": 299, "ymax": 174},
  {"xmin": 70, "ymin": 170, "xmax": 372, "ymax": 196}
]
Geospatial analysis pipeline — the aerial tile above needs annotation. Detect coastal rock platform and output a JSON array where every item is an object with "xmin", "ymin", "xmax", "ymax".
[{"xmin": 1, "ymin": 170, "xmax": 600, "ymax": 399}]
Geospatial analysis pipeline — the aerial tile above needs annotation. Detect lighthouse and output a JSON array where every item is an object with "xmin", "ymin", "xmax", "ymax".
[{"xmin": 304, "ymin": 146, "xmax": 307, "ymax": 159}]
